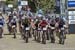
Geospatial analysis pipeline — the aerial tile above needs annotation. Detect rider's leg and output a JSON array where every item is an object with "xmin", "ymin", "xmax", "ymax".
[{"xmin": 50, "ymin": 30, "xmax": 55, "ymax": 43}]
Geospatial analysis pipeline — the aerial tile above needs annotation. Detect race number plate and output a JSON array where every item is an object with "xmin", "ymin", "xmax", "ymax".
[
  {"xmin": 12, "ymin": 25, "xmax": 16, "ymax": 28},
  {"xmin": 26, "ymin": 27, "xmax": 30, "ymax": 30},
  {"xmin": 51, "ymin": 27, "xmax": 55, "ymax": 29},
  {"xmin": 61, "ymin": 28, "xmax": 64, "ymax": 30},
  {"xmin": 38, "ymin": 28, "xmax": 41, "ymax": 30},
  {"xmin": 43, "ymin": 28, "xmax": 47, "ymax": 30},
  {"xmin": 64, "ymin": 25, "xmax": 68, "ymax": 28}
]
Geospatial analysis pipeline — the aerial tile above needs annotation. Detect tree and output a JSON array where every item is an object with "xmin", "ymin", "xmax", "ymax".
[
  {"xmin": 5, "ymin": 0, "xmax": 18, "ymax": 8},
  {"xmin": 31, "ymin": 0, "xmax": 55, "ymax": 12},
  {"xmin": 5, "ymin": 0, "xmax": 13, "ymax": 5},
  {"xmin": 29, "ymin": 1, "xmax": 36, "ymax": 12}
]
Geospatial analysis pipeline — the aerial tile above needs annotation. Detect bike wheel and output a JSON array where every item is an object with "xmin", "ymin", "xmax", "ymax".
[
  {"xmin": 13, "ymin": 28, "xmax": 16, "ymax": 38},
  {"xmin": 42, "ymin": 31, "xmax": 46, "ymax": 44},
  {"xmin": 59, "ymin": 38, "xmax": 64, "ymax": 45},
  {"xmin": 34, "ymin": 30, "xmax": 37, "ymax": 41},
  {"xmin": 46, "ymin": 32, "xmax": 49, "ymax": 40},
  {"xmin": 25, "ymin": 31, "xmax": 29, "ymax": 43},
  {"xmin": 59, "ymin": 32, "xmax": 65, "ymax": 45},
  {"xmin": 37, "ymin": 31, "xmax": 41, "ymax": 42},
  {"xmin": 0, "ymin": 28, "xmax": 2, "ymax": 38},
  {"xmin": 50, "ymin": 30, "xmax": 55, "ymax": 43}
]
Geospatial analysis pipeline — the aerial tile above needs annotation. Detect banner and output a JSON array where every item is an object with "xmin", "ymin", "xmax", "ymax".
[
  {"xmin": 68, "ymin": 0, "xmax": 75, "ymax": 7},
  {"xmin": 69, "ymin": 20, "xmax": 75, "ymax": 24},
  {"xmin": 21, "ymin": 1, "xmax": 28, "ymax": 5},
  {"xmin": 68, "ymin": 11, "xmax": 75, "ymax": 24},
  {"xmin": 8, "ymin": 4, "xmax": 13, "ymax": 8}
]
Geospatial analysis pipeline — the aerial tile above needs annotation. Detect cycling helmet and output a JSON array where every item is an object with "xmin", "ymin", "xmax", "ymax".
[
  {"xmin": 38, "ymin": 14, "xmax": 42, "ymax": 17},
  {"xmin": 43, "ymin": 17, "xmax": 46, "ymax": 20}
]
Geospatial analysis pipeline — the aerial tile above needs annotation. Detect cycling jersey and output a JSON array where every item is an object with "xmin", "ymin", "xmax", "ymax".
[
  {"xmin": 50, "ymin": 19, "xmax": 56, "ymax": 27},
  {"xmin": 0, "ymin": 16, "xmax": 4, "ymax": 26},
  {"xmin": 11, "ymin": 15, "xmax": 17, "ymax": 26},
  {"xmin": 0, "ymin": 19, "xmax": 4, "ymax": 26},
  {"xmin": 22, "ymin": 18, "xmax": 30, "ymax": 27},
  {"xmin": 58, "ymin": 19, "xmax": 65, "ymax": 28},
  {"xmin": 8, "ymin": 14, "xmax": 13, "ymax": 22},
  {"xmin": 39, "ymin": 20, "xmax": 48, "ymax": 28}
]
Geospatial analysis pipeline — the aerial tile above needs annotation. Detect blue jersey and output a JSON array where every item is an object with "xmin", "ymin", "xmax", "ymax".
[{"xmin": 0, "ymin": 19, "xmax": 4, "ymax": 25}]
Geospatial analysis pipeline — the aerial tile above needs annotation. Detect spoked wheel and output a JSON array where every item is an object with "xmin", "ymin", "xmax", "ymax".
[
  {"xmin": 0, "ymin": 28, "xmax": 2, "ymax": 38},
  {"xmin": 21, "ymin": 31, "xmax": 24, "ymax": 39},
  {"xmin": 13, "ymin": 28, "xmax": 16, "ymax": 39},
  {"xmin": 37, "ymin": 31, "xmax": 41, "ymax": 42},
  {"xmin": 42, "ymin": 31, "xmax": 46, "ymax": 44},
  {"xmin": 59, "ymin": 31, "xmax": 65, "ymax": 45},
  {"xmin": 50, "ymin": 30, "xmax": 55, "ymax": 43},
  {"xmin": 21, "ymin": 33, "xmax": 25, "ymax": 40},
  {"xmin": 25, "ymin": 31, "xmax": 29, "ymax": 43},
  {"xmin": 34, "ymin": 30, "xmax": 37, "ymax": 41},
  {"xmin": 46, "ymin": 29, "xmax": 50, "ymax": 40},
  {"xmin": 21, "ymin": 28, "xmax": 24, "ymax": 40},
  {"xmin": 59, "ymin": 38, "xmax": 64, "ymax": 45}
]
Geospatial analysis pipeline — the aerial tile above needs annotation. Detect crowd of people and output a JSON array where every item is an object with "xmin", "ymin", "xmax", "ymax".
[{"xmin": 0, "ymin": 7, "xmax": 69, "ymax": 45}]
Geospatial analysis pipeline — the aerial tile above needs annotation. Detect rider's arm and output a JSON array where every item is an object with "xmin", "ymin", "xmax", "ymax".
[{"xmin": 38, "ymin": 21, "xmax": 42, "ymax": 27}]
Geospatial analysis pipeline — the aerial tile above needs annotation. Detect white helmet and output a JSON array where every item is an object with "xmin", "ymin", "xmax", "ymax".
[{"xmin": 38, "ymin": 14, "xmax": 42, "ymax": 17}]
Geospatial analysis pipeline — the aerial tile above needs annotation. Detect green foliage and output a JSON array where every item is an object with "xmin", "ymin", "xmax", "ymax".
[
  {"xmin": 40, "ymin": 0, "xmax": 55, "ymax": 11},
  {"xmin": 5, "ymin": 0, "xmax": 13, "ymax": 5},
  {"xmin": 5, "ymin": 0, "xmax": 18, "ymax": 8},
  {"xmin": 29, "ymin": 1, "xmax": 36, "ymax": 12},
  {"xmin": 5, "ymin": 0, "xmax": 55, "ymax": 12},
  {"xmin": 31, "ymin": 0, "xmax": 55, "ymax": 12}
]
